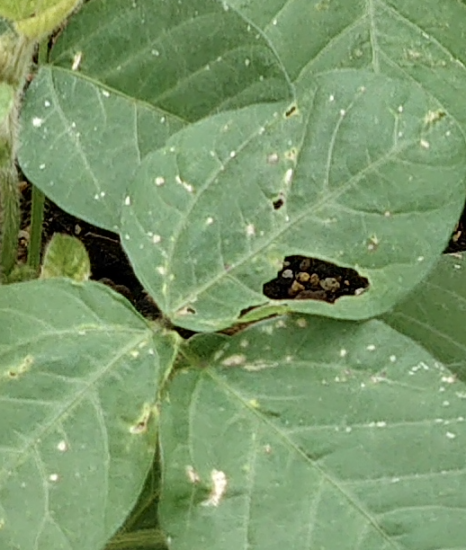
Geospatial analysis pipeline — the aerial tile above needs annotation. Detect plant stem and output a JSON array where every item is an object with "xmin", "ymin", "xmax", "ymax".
[
  {"xmin": 0, "ymin": 32, "xmax": 35, "ymax": 278},
  {"xmin": 27, "ymin": 37, "xmax": 49, "ymax": 272},
  {"xmin": 27, "ymin": 184, "xmax": 45, "ymax": 271}
]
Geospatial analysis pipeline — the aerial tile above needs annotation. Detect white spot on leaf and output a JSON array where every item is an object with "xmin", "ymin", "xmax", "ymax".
[
  {"xmin": 57, "ymin": 440, "xmax": 67, "ymax": 452},
  {"xmin": 71, "ymin": 51, "xmax": 82, "ymax": 70},
  {"xmin": 186, "ymin": 465, "xmax": 200, "ymax": 483},
  {"xmin": 222, "ymin": 354, "xmax": 246, "ymax": 366},
  {"xmin": 201, "ymin": 470, "xmax": 227, "ymax": 507}
]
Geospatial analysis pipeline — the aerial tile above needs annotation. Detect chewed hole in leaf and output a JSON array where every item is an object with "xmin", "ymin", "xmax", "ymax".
[
  {"xmin": 263, "ymin": 256, "xmax": 369, "ymax": 303},
  {"xmin": 272, "ymin": 194, "xmax": 285, "ymax": 210},
  {"xmin": 285, "ymin": 104, "xmax": 298, "ymax": 118}
]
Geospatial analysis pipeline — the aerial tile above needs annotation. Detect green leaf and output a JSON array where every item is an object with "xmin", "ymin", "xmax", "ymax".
[
  {"xmin": 229, "ymin": 0, "xmax": 466, "ymax": 135},
  {"xmin": 49, "ymin": 0, "xmax": 292, "ymax": 122},
  {"xmin": 105, "ymin": 458, "xmax": 167, "ymax": 550},
  {"xmin": 14, "ymin": 0, "xmax": 81, "ymax": 40},
  {"xmin": 0, "ymin": 279, "xmax": 179, "ymax": 550},
  {"xmin": 18, "ymin": 0, "xmax": 291, "ymax": 231},
  {"xmin": 383, "ymin": 252, "xmax": 466, "ymax": 379},
  {"xmin": 18, "ymin": 67, "xmax": 184, "ymax": 232},
  {"xmin": 159, "ymin": 314, "xmax": 466, "ymax": 550},
  {"xmin": 40, "ymin": 233, "xmax": 91, "ymax": 282},
  {"xmin": 121, "ymin": 69, "xmax": 466, "ymax": 331}
]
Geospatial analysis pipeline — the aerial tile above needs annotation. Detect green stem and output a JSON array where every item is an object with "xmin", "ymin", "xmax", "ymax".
[
  {"xmin": 0, "ymin": 162, "xmax": 19, "ymax": 277},
  {"xmin": 0, "ymin": 32, "xmax": 35, "ymax": 279},
  {"xmin": 27, "ymin": 184, "xmax": 45, "ymax": 271},
  {"xmin": 27, "ymin": 37, "xmax": 49, "ymax": 272}
]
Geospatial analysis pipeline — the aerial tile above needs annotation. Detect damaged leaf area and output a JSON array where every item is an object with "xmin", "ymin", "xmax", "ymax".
[
  {"xmin": 0, "ymin": 279, "xmax": 178, "ymax": 550},
  {"xmin": 263, "ymin": 255, "xmax": 369, "ymax": 302},
  {"xmin": 122, "ymin": 70, "xmax": 466, "ymax": 332},
  {"xmin": 159, "ymin": 315, "xmax": 466, "ymax": 550}
]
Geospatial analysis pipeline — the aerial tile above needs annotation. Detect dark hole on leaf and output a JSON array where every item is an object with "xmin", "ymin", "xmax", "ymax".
[
  {"xmin": 8, "ymin": 371, "xmax": 17, "ymax": 378},
  {"xmin": 285, "ymin": 104, "xmax": 297, "ymax": 118},
  {"xmin": 263, "ymin": 255, "xmax": 369, "ymax": 303},
  {"xmin": 273, "ymin": 197, "xmax": 284, "ymax": 210}
]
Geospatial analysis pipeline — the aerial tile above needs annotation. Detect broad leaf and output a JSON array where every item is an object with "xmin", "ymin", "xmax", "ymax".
[
  {"xmin": 40, "ymin": 233, "xmax": 91, "ymax": 282},
  {"xmin": 229, "ymin": 0, "xmax": 466, "ymax": 134},
  {"xmin": 18, "ymin": 0, "xmax": 291, "ymax": 230},
  {"xmin": 18, "ymin": 67, "xmax": 184, "ymax": 232},
  {"xmin": 0, "ymin": 279, "xmax": 179, "ymax": 550},
  {"xmin": 14, "ymin": 0, "xmax": 81, "ymax": 40},
  {"xmin": 159, "ymin": 314, "xmax": 466, "ymax": 550},
  {"xmin": 121, "ymin": 70, "xmax": 466, "ymax": 331},
  {"xmin": 384, "ymin": 252, "xmax": 466, "ymax": 379}
]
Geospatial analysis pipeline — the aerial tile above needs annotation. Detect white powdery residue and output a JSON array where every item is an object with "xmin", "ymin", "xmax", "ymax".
[
  {"xmin": 329, "ymin": 94, "xmax": 335, "ymax": 102},
  {"xmin": 156, "ymin": 266, "xmax": 166, "ymax": 275},
  {"xmin": 245, "ymin": 58, "xmax": 251, "ymax": 67},
  {"xmin": 49, "ymin": 473, "xmax": 59, "ymax": 482},
  {"xmin": 246, "ymin": 224, "xmax": 255, "ymax": 237},
  {"xmin": 272, "ymin": 18, "xmax": 278, "ymax": 25},
  {"xmin": 296, "ymin": 318, "xmax": 307, "ymax": 328},
  {"xmin": 152, "ymin": 234, "xmax": 161, "ymax": 244},
  {"xmin": 155, "ymin": 176, "xmax": 165, "ymax": 186},
  {"xmin": 442, "ymin": 401, "xmax": 450, "ymax": 407},
  {"xmin": 420, "ymin": 139, "xmax": 430, "ymax": 149},
  {"xmin": 284, "ymin": 168, "xmax": 294, "ymax": 185},
  {"xmin": 202, "ymin": 470, "xmax": 228, "ymax": 507},
  {"xmin": 389, "ymin": 355, "xmax": 397, "ymax": 362},
  {"xmin": 206, "ymin": 217, "xmax": 214, "ymax": 225},
  {"xmin": 397, "ymin": 105, "xmax": 403, "ymax": 113},
  {"xmin": 267, "ymin": 152, "xmax": 279, "ymax": 164},
  {"xmin": 57, "ymin": 440, "xmax": 68, "ymax": 452},
  {"xmin": 441, "ymin": 375, "xmax": 456, "ymax": 384},
  {"xmin": 366, "ymin": 344, "xmax": 376, "ymax": 351},
  {"xmin": 124, "ymin": 195, "xmax": 131, "ymax": 206},
  {"xmin": 186, "ymin": 465, "xmax": 200, "ymax": 484},
  {"xmin": 340, "ymin": 349, "xmax": 347, "ymax": 358},
  {"xmin": 72, "ymin": 51, "xmax": 82, "ymax": 71},
  {"xmin": 102, "ymin": 90, "xmax": 110, "ymax": 98},
  {"xmin": 340, "ymin": 109, "xmax": 346, "ymax": 116},
  {"xmin": 222, "ymin": 354, "xmax": 246, "ymax": 367},
  {"xmin": 39, "ymin": 163, "xmax": 45, "ymax": 170},
  {"xmin": 376, "ymin": 421, "xmax": 387, "ymax": 428},
  {"xmin": 446, "ymin": 431, "xmax": 456, "ymax": 439},
  {"xmin": 32, "ymin": 117, "xmax": 44, "ymax": 128},
  {"xmin": 182, "ymin": 181, "xmax": 194, "ymax": 193},
  {"xmin": 417, "ymin": 256, "xmax": 425, "ymax": 262},
  {"xmin": 230, "ymin": 151, "xmax": 236, "ymax": 158},
  {"xmin": 44, "ymin": 100, "xmax": 51, "ymax": 107}
]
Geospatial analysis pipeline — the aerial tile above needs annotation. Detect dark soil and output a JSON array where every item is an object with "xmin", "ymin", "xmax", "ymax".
[{"xmin": 18, "ymin": 183, "xmax": 466, "ymax": 329}]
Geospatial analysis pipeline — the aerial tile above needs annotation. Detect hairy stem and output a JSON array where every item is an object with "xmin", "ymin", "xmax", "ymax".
[{"xmin": 0, "ymin": 32, "xmax": 35, "ymax": 279}]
